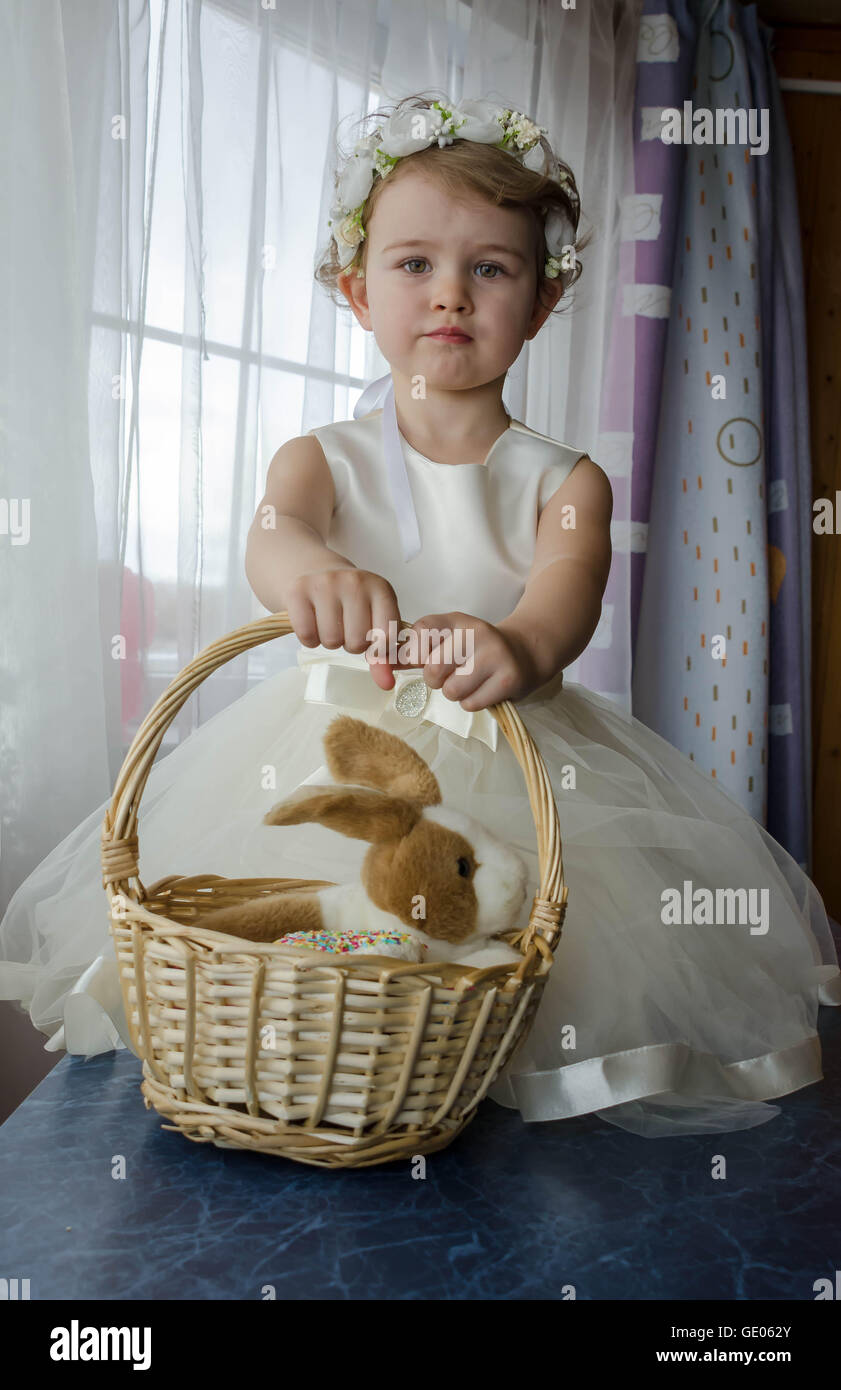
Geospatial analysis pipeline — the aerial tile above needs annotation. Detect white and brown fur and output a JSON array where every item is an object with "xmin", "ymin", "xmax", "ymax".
[{"xmin": 199, "ymin": 714, "xmax": 527, "ymax": 966}]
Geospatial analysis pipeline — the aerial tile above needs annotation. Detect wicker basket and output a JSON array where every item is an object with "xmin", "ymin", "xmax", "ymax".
[{"xmin": 100, "ymin": 612, "xmax": 568, "ymax": 1169}]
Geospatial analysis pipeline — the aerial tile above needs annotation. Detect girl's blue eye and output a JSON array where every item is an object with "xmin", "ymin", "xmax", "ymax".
[{"xmin": 399, "ymin": 259, "xmax": 505, "ymax": 278}]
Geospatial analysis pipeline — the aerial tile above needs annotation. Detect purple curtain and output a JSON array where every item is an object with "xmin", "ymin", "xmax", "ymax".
[
  {"xmin": 629, "ymin": 0, "xmax": 812, "ymax": 866},
  {"xmin": 630, "ymin": 0, "xmax": 700, "ymax": 653}
]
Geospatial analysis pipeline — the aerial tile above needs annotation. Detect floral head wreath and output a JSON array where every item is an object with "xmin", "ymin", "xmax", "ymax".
[{"xmin": 328, "ymin": 98, "xmax": 581, "ymax": 287}]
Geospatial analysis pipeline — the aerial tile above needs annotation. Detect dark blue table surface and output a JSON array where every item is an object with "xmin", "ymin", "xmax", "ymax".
[{"xmin": 2, "ymin": 993, "xmax": 840, "ymax": 1301}]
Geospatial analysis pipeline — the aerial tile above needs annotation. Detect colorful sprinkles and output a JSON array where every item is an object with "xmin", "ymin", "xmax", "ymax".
[{"xmin": 275, "ymin": 929, "xmax": 428, "ymax": 955}]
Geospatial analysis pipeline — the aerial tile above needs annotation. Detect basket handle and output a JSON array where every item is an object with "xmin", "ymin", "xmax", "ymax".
[{"xmin": 100, "ymin": 613, "xmax": 568, "ymax": 952}]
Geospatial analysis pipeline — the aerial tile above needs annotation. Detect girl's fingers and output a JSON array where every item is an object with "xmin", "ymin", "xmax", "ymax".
[
  {"xmin": 285, "ymin": 592, "xmax": 320, "ymax": 648},
  {"xmin": 453, "ymin": 673, "xmax": 502, "ymax": 712},
  {"xmin": 341, "ymin": 590, "xmax": 376, "ymax": 654},
  {"xmin": 413, "ymin": 612, "xmax": 457, "ymax": 655},
  {"xmin": 368, "ymin": 591, "xmax": 403, "ymax": 657},
  {"xmin": 438, "ymin": 654, "xmax": 492, "ymax": 702},
  {"xmin": 421, "ymin": 640, "xmax": 454, "ymax": 689},
  {"xmin": 407, "ymin": 617, "xmax": 442, "ymax": 683},
  {"xmin": 368, "ymin": 661, "xmax": 397, "ymax": 691},
  {"xmin": 416, "ymin": 615, "xmax": 486, "ymax": 694},
  {"xmin": 315, "ymin": 592, "xmax": 344, "ymax": 649},
  {"xmin": 368, "ymin": 612, "xmax": 486, "ymax": 699},
  {"xmin": 364, "ymin": 591, "xmax": 407, "ymax": 687}
]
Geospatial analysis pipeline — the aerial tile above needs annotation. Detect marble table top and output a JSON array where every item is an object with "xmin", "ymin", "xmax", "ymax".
[{"xmin": 1, "ymin": 1002, "xmax": 839, "ymax": 1300}]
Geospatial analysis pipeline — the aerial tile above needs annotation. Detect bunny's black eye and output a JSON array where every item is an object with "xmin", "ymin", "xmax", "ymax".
[{"xmin": 457, "ymin": 856, "xmax": 472, "ymax": 878}]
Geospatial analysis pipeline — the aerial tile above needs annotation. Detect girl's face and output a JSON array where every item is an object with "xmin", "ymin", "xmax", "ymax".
[{"xmin": 340, "ymin": 169, "xmax": 560, "ymax": 391}]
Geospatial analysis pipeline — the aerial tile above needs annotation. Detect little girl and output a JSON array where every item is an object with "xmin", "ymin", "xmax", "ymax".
[{"xmin": 2, "ymin": 95, "xmax": 839, "ymax": 1139}]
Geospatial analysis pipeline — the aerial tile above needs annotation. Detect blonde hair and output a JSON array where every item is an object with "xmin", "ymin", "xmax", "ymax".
[{"xmin": 315, "ymin": 93, "xmax": 589, "ymax": 315}]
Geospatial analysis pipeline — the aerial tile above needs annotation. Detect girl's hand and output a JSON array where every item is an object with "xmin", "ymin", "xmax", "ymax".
[
  {"xmin": 403, "ymin": 611, "xmax": 540, "ymax": 712},
  {"xmin": 285, "ymin": 568, "xmax": 405, "ymax": 692}
]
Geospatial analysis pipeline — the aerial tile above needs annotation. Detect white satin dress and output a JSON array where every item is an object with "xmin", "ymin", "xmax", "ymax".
[{"xmin": 2, "ymin": 395, "xmax": 839, "ymax": 1140}]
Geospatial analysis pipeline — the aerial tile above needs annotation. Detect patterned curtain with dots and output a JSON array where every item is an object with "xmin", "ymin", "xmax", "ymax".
[{"xmin": 632, "ymin": 0, "xmax": 812, "ymax": 868}]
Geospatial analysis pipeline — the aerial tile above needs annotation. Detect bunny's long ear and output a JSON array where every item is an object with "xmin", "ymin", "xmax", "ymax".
[
  {"xmin": 263, "ymin": 784, "xmax": 420, "ymax": 844},
  {"xmin": 322, "ymin": 715, "xmax": 442, "ymax": 806}
]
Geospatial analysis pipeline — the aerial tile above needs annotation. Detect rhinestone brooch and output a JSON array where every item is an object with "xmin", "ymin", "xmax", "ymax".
[{"xmin": 393, "ymin": 676, "xmax": 429, "ymax": 719}]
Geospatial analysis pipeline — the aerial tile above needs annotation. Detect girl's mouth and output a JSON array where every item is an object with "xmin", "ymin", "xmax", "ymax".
[{"xmin": 425, "ymin": 330, "xmax": 473, "ymax": 343}]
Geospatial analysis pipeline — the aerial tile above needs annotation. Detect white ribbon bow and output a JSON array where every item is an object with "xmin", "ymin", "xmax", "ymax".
[{"xmin": 297, "ymin": 644, "xmax": 499, "ymax": 751}]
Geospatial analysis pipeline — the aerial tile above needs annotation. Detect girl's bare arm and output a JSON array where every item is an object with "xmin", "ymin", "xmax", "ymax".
[
  {"xmin": 245, "ymin": 436, "xmax": 352, "ymax": 614},
  {"xmin": 245, "ymin": 436, "xmax": 403, "ymax": 682},
  {"xmin": 497, "ymin": 456, "xmax": 614, "ymax": 686}
]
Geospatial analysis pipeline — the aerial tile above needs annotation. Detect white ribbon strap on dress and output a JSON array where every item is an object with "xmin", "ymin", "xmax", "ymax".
[
  {"xmin": 297, "ymin": 645, "xmax": 499, "ymax": 751},
  {"xmin": 353, "ymin": 371, "xmax": 421, "ymax": 562}
]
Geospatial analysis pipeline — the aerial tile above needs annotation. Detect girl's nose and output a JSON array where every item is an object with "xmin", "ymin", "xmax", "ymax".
[{"xmin": 430, "ymin": 275, "xmax": 471, "ymax": 312}]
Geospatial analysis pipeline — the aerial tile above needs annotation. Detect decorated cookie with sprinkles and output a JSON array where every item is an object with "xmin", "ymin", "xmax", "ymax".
[{"xmin": 275, "ymin": 928, "xmax": 427, "ymax": 961}]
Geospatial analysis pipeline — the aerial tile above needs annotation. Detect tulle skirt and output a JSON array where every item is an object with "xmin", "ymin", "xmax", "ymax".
[{"xmin": 2, "ymin": 655, "xmax": 839, "ymax": 1139}]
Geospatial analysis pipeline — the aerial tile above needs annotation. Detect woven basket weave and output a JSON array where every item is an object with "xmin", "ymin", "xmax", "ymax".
[{"xmin": 100, "ymin": 613, "xmax": 568, "ymax": 1169}]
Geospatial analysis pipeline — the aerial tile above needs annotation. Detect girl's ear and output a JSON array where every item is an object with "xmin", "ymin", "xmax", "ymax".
[
  {"xmin": 525, "ymin": 275, "xmax": 565, "ymax": 339},
  {"xmin": 337, "ymin": 265, "xmax": 372, "ymax": 331},
  {"xmin": 263, "ymin": 784, "xmax": 420, "ymax": 845}
]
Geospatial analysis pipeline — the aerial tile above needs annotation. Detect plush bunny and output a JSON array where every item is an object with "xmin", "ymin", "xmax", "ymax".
[{"xmin": 199, "ymin": 714, "xmax": 528, "ymax": 968}]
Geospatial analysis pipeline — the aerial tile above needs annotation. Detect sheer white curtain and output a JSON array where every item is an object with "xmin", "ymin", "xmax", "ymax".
[{"xmin": 0, "ymin": 0, "xmax": 640, "ymax": 919}]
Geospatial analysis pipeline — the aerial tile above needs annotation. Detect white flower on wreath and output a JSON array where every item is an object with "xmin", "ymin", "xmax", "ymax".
[
  {"xmin": 378, "ymin": 105, "xmax": 451, "ymax": 157},
  {"xmin": 522, "ymin": 139, "xmax": 551, "ymax": 175},
  {"xmin": 336, "ymin": 156, "xmax": 375, "ymax": 214},
  {"xmin": 333, "ymin": 212, "xmax": 365, "ymax": 268},
  {"xmin": 451, "ymin": 98, "xmax": 509, "ymax": 144},
  {"xmin": 543, "ymin": 207, "xmax": 575, "ymax": 259},
  {"xmin": 503, "ymin": 111, "xmax": 545, "ymax": 151}
]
